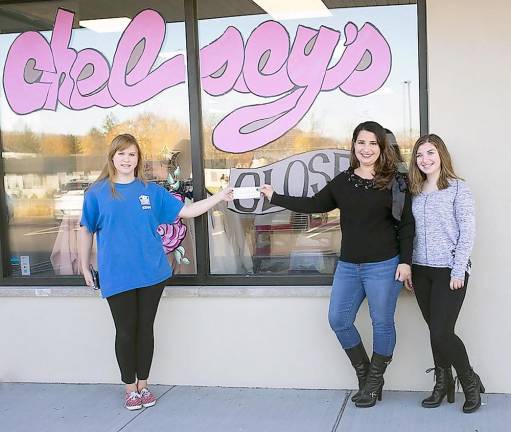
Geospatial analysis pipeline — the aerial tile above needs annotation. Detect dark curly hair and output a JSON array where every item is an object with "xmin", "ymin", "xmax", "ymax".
[{"xmin": 349, "ymin": 121, "xmax": 397, "ymax": 189}]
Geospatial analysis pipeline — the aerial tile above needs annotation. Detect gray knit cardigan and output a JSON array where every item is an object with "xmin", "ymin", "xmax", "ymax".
[{"xmin": 412, "ymin": 179, "xmax": 475, "ymax": 279}]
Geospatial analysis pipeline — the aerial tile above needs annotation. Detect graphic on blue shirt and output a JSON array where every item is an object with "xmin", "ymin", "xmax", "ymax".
[
  {"xmin": 139, "ymin": 194, "xmax": 151, "ymax": 209},
  {"xmin": 80, "ymin": 179, "xmax": 184, "ymax": 298}
]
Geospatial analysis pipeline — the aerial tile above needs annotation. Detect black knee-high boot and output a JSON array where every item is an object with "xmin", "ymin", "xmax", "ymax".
[
  {"xmin": 345, "ymin": 343, "xmax": 370, "ymax": 402},
  {"xmin": 457, "ymin": 367, "xmax": 485, "ymax": 413},
  {"xmin": 421, "ymin": 366, "xmax": 455, "ymax": 408},
  {"xmin": 355, "ymin": 352, "xmax": 392, "ymax": 408}
]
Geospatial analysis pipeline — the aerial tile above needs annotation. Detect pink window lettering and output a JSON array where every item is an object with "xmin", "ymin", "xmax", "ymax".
[
  {"xmin": 322, "ymin": 22, "xmax": 392, "ymax": 96},
  {"xmin": 200, "ymin": 26, "xmax": 244, "ymax": 96},
  {"xmin": 3, "ymin": 31, "xmax": 54, "ymax": 115},
  {"xmin": 41, "ymin": 8, "xmax": 76, "ymax": 110},
  {"xmin": 2, "ymin": 9, "xmax": 392, "ymax": 155},
  {"xmin": 3, "ymin": 8, "xmax": 186, "ymax": 114},
  {"xmin": 242, "ymin": 21, "xmax": 293, "ymax": 97},
  {"xmin": 109, "ymin": 9, "xmax": 185, "ymax": 106},
  {"xmin": 210, "ymin": 22, "xmax": 391, "ymax": 153},
  {"xmin": 69, "ymin": 49, "xmax": 115, "ymax": 110}
]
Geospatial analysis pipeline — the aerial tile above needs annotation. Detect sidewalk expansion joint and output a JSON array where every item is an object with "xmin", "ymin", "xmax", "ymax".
[
  {"xmin": 331, "ymin": 390, "xmax": 351, "ymax": 432},
  {"xmin": 115, "ymin": 385, "xmax": 176, "ymax": 432}
]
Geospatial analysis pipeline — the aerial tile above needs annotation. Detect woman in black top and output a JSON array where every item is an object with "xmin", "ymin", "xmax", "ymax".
[{"xmin": 260, "ymin": 121, "xmax": 414, "ymax": 408}]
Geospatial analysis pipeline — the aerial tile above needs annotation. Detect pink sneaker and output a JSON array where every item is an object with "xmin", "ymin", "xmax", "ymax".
[
  {"xmin": 139, "ymin": 388, "xmax": 157, "ymax": 407},
  {"xmin": 124, "ymin": 391, "xmax": 143, "ymax": 410}
]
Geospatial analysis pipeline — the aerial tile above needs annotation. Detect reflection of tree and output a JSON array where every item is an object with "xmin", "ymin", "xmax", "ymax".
[
  {"xmin": 201, "ymin": 113, "xmax": 421, "ymax": 170},
  {"xmin": 77, "ymin": 113, "xmax": 189, "ymax": 158},
  {"xmin": 202, "ymin": 116, "xmax": 345, "ymax": 169},
  {"xmin": 40, "ymin": 134, "xmax": 78, "ymax": 156},
  {"xmin": 103, "ymin": 113, "xmax": 188, "ymax": 160},
  {"xmin": 2, "ymin": 126, "xmax": 40, "ymax": 153},
  {"xmin": 78, "ymin": 127, "xmax": 107, "ymax": 155},
  {"xmin": 3, "ymin": 127, "xmax": 78, "ymax": 155},
  {"xmin": 102, "ymin": 113, "xmax": 118, "ymax": 135},
  {"xmin": 3, "ymin": 113, "xmax": 189, "ymax": 159}
]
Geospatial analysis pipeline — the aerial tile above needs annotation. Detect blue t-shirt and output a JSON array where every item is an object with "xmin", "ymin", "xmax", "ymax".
[{"xmin": 80, "ymin": 179, "xmax": 184, "ymax": 298}]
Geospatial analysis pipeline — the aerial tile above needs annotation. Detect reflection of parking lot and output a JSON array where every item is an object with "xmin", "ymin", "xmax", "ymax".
[
  {"xmin": 6, "ymin": 179, "xmax": 94, "ymax": 220},
  {"xmin": 253, "ymin": 210, "xmax": 341, "ymax": 274},
  {"xmin": 54, "ymin": 190, "xmax": 84, "ymax": 220},
  {"xmin": 8, "ymin": 211, "xmax": 342, "ymax": 276},
  {"xmin": 53, "ymin": 179, "xmax": 91, "ymax": 220},
  {"xmin": 8, "ymin": 218, "xmax": 66, "ymax": 276}
]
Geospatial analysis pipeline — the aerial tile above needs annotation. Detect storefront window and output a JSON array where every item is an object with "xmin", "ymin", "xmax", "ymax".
[
  {"xmin": 0, "ymin": 0, "xmax": 196, "ymax": 277},
  {"xmin": 198, "ymin": 0, "xmax": 420, "ymax": 275}
]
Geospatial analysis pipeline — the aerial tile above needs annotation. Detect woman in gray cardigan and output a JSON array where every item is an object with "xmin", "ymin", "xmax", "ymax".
[{"xmin": 408, "ymin": 134, "xmax": 484, "ymax": 413}]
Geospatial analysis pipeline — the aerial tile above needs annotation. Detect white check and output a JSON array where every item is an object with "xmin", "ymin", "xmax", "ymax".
[{"xmin": 233, "ymin": 186, "xmax": 261, "ymax": 199}]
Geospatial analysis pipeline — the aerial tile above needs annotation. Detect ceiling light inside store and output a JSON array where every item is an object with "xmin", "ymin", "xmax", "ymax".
[
  {"xmin": 79, "ymin": 17, "xmax": 131, "ymax": 33},
  {"xmin": 252, "ymin": 0, "xmax": 331, "ymax": 20}
]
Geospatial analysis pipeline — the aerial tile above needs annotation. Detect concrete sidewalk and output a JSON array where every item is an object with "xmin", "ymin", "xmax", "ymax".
[{"xmin": 1, "ymin": 383, "xmax": 509, "ymax": 432}]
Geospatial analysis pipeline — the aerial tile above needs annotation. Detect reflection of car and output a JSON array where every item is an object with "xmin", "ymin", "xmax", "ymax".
[
  {"xmin": 54, "ymin": 190, "xmax": 85, "ymax": 220},
  {"xmin": 53, "ymin": 180, "xmax": 92, "ymax": 220},
  {"xmin": 253, "ymin": 210, "xmax": 340, "ymax": 274}
]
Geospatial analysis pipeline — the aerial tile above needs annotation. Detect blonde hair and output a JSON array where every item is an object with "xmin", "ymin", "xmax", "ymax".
[
  {"xmin": 408, "ymin": 134, "xmax": 462, "ymax": 195},
  {"xmin": 94, "ymin": 134, "xmax": 146, "ymax": 197}
]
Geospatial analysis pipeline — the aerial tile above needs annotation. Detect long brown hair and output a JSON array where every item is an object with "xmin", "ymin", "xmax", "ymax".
[
  {"xmin": 350, "ymin": 121, "xmax": 397, "ymax": 189},
  {"xmin": 94, "ymin": 134, "xmax": 146, "ymax": 197},
  {"xmin": 408, "ymin": 134, "xmax": 461, "ymax": 195}
]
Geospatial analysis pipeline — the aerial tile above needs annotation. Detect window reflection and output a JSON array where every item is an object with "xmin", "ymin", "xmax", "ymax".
[
  {"xmin": 0, "ymin": 1, "xmax": 195, "ymax": 277},
  {"xmin": 199, "ymin": 0, "xmax": 420, "ymax": 275}
]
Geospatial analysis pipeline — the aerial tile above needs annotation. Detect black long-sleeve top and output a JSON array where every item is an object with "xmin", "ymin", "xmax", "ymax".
[{"xmin": 270, "ymin": 169, "xmax": 415, "ymax": 265}]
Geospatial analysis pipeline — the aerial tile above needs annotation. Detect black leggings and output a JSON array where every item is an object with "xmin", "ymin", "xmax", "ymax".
[
  {"xmin": 106, "ymin": 283, "xmax": 165, "ymax": 384},
  {"xmin": 412, "ymin": 265, "xmax": 470, "ymax": 372}
]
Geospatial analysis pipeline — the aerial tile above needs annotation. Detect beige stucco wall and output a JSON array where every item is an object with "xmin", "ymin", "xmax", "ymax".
[
  {"xmin": 1, "ymin": 0, "xmax": 510, "ymax": 392},
  {"xmin": 1, "ymin": 291, "xmax": 434, "ymax": 390},
  {"xmin": 424, "ymin": 0, "xmax": 511, "ymax": 392}
]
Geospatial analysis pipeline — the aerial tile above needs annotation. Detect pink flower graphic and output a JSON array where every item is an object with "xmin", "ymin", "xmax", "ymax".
[{"xmin": 157, "ymin": 192, "xmax": 187, "ymax": 254}]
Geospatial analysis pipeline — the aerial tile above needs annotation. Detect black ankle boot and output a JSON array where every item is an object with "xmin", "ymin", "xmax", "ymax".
[
  {"xmin": 345, "ymin": 343, "xmax": 370, "ymax": 402},
  {"xmin": 457, "ymin": 367, "xmax": 485, "ymax": 413},
  {"xmin": 421, "ymin": 366, "xmax": 455, "ymax": 408},
  {"xmin": 355, "ymin": 352, "xmax": 392, "ymax": 408}
]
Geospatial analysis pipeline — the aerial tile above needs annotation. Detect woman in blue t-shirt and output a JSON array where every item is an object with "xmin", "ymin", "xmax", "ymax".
[{"xmin": 79, "ymin": 133, "xmax": 233, "ymax": 410}]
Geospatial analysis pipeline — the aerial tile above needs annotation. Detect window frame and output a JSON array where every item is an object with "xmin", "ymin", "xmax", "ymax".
[{"xmin": 0, "ymin": 0, "xmax": 428, "ymax": 287}]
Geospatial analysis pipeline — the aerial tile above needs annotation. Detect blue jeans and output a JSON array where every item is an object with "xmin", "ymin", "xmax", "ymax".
[{"xmin": 328, "ymin": 256, "xmax": 402, "ymax": 356}]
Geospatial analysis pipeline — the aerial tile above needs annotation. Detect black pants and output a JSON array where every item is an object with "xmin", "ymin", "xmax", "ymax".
[
  {"xmin": 107, "ymin": 283, "xmax": 165, "ymax": 384},
  {"xmin": 412, "ymin": 265, "xmax": 470, "ymax": 372}
]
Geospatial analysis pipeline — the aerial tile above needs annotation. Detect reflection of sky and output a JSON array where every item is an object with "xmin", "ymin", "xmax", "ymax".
[
  {"xmin": 199, "ymin": 4, "xmax": 419, "ymax": 140},
  {"xmin": 0, "ymin": 4, "xmax": 419, "ymax": 140}
]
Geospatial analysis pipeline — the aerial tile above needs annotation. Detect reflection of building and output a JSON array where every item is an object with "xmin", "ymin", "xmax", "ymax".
[
  {"xmin": 3, "ymin": 154, "xmax": 105, "ymax": 199},
  {"xmin": 205, "ymin": 168, "xmax": 230, "ymax": 190}
]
